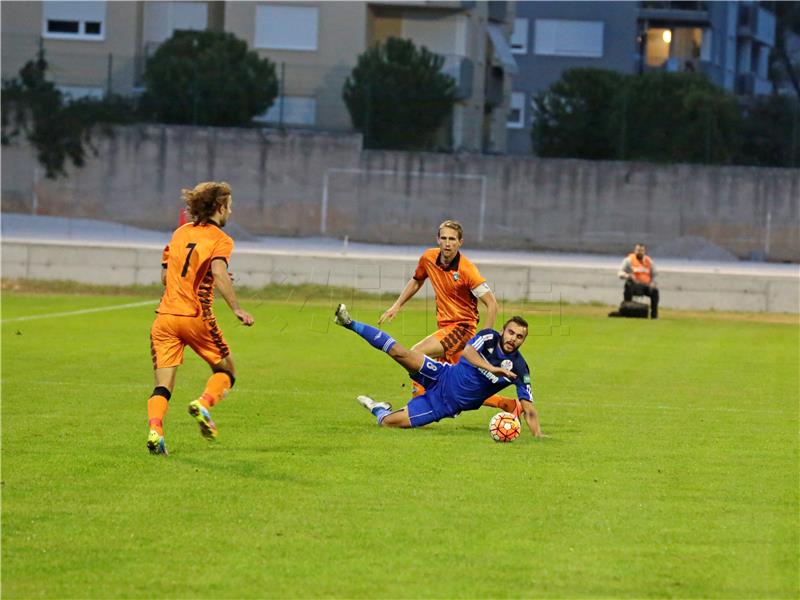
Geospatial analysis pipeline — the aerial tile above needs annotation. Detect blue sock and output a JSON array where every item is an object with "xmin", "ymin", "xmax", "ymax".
[
  {"xmin": 373, "ymin": 407, "xmax": 392, "ymax": 424},
  {"xmin": 351, "ymin": 321, "xmax": 397, "ymax": 354}
]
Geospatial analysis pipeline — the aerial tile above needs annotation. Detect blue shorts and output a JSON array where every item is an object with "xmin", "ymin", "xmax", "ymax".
[{"xmin": 407, "ymin": 356, "xmax": 458, "ymax": 428}]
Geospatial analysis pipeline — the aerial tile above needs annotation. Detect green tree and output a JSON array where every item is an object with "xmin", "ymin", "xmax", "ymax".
[
  {"xmin": 342, "ymin": 37, "xmax": 456, "ymax": 150},
  {"xmin": 1, "ymin": 50, "xmax": 135, "ymax": 179},
  {"xmin": 739, "ymin": 95, "xmax": 800, "ymax": 167},
  {"xmin": 618, "ymin": 72, "xmax": 742, "ymax": 164},
  {"xmin": 532, "ymin": 69, "xmax": 743, "ymax": 165},
  {"xmin": 142, "ymin": 30, "xmax": 277, "ymax": 126},
  {"xmin": 531, "ymin": 68, "xmax": 626, "ymax": 159}
]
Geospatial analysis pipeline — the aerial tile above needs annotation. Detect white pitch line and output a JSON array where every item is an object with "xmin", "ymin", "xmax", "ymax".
[{"xmin": 2, "ymin": 300, "xmax": 156, "ymax": 323}]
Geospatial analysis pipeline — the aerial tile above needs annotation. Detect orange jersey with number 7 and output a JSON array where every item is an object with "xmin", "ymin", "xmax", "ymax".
[{"xmin": 157, "ymin": 222, "xmax": 233, "ymax": 318}]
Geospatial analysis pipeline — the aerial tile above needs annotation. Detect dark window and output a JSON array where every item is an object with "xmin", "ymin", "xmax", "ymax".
[
  {"xmin": 47, "ymin": 20, "xmax": 80, "ymax": 33},
  {"xmin": 84, "ymin": 21, "xmax": 101, "ymax": 35}
]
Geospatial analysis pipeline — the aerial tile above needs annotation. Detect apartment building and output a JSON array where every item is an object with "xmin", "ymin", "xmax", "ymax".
[
  {"xmin": 1, "ymin": 1, "xmax": 517, "ymax": 153},
  {"xmin": 506, "ymin": 1, "xmax": 777, "ymax": 154}
]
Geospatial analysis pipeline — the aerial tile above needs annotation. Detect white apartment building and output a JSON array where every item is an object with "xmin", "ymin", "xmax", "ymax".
[{"xmin": 1, "ymin": 1, "xmax": 518, "ymax": 153}]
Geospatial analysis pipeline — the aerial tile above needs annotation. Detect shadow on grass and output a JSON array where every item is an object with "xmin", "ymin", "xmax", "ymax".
[{"xmin": 172, "ymin": 452, "xmax": 315, "ymax": 484}]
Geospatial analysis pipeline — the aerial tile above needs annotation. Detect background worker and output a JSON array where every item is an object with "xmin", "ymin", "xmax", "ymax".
[{"xmin": 619, "ymin": 242, "xmax": 659, "ymax": 319}]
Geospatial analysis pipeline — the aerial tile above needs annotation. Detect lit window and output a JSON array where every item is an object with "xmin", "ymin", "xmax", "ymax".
[
  {"xmin": 534, "ymin": 19, "xmax": 603, "ymax": 58},
  {"xmin": 511, "ymin": 18, "xmax": 528, "ymax": 54},
  {"xmin": 507, "ymin": 92, "xmax": 525, "ymax": 129},
  {"xmin": 255, "ymin": 4, "xmax": 319, "ymax": 51},
  {"xmin": 42, "ymin": 1, "xmax": 105, "ymax": 41}
]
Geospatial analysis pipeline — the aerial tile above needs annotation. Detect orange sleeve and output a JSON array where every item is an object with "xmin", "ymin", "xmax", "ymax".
[
  {"xmin": 211, "ymin": 235, "xmax": 234, "ymax": 265},
  {"xmin": 413, "ymin": 253, "xmax": 428, "ymax": 281},
  {"xmin": 463, "ymin": 260, "xmax": 486, "ymax": 288}
]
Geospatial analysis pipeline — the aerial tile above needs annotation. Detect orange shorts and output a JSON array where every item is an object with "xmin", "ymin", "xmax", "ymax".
[
  {"xmin": 150, "ymin": 313, "xmax": 230, "ymax": 369},
  {"xmin": 432, "ymin": 321, "xmax": 477, "ymax": 363}
]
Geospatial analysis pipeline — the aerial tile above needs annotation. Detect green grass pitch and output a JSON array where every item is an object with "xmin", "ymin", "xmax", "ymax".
[{"xmin": 2, "ymin": 286, "xmax": 798, "ymax": 598}]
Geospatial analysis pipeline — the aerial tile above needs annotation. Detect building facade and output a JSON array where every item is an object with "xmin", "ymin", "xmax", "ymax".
[
  {"xmin": 1, "ymin": 0, "xmax": 518, "ymax": 153},
  {"xmin": 506, "ymin": 1, "xmax": 777, "ymax": 154}
]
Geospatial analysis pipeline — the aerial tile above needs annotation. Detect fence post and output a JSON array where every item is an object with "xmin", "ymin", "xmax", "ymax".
[
  {"xmin": 618, "ymin": 89, "xmax": 627, "ymax": 160},
  {"xmin": 793, "ymin": 102, "xmax": 799, "ymax": 168},
  {"xmin": 364, "ymin": 81, "xmax": 372, "ymax": 148},
  {"xmin": 278, "ymin": 62, "xmax": 285, "ymax": 128},
  {"xmin": 192, "ymin": 38, "xmax": 199, "ymax": 125},
  {"xmin": 106, "ymin": 52, "xmax": 113, "ymax": 96}
]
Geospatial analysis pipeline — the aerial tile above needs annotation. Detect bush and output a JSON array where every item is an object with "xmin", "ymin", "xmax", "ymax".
[
  {"xmin": 532, "ymin": 68, "xmax": 744, "ymax": 165},
  {"xmin": 532, "ymin": 68, "xmax": 627, "ymax": 159},
  {"xmin": 617, "ymin": 72, "xmax": 742, "ymax": 164},
  {"xmin": 1, "ymin": 50, "xmax": 136, "ymax": 178},
  {"xmin": 738, "ymin": 95, "xmax": 800, "ymax": 167}
]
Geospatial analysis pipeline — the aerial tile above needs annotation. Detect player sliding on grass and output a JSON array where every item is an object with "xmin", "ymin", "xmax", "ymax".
[
  {"xmin": 378, "ymin": 219, "xmax": 520, "ymax": 415},
  {"xmin": 146, "ymin": 181, "xmax": 254, "ymax": 456},
  {"xmin": 335, "ymin": 304, "xmax": 542, "ymax": 436}
]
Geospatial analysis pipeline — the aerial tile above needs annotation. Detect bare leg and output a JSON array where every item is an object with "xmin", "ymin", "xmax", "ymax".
[
  {"xmin": 411, "ymin": 334, "xmax": 445, "ymax": 358},
  {"xmin": 211, "ymin": 354, "xmax": 237, "ymax": 379},
  {"xmin": 379, "ymin": 407, "xmax": 412, "ymax": 428},
  {"xmin": 153, "ymin": 366, "xmax": 177, "ymax": 391},
  {"xmin": 386, "ymin": 341, "xmax": 426, "ymax": 373}
]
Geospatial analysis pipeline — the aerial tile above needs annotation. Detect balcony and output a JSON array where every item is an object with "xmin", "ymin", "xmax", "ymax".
[
  {"xmin": 738, "ymin": 5, "xmax": 776, "ymax": 46},
  {"xmin": 367, "ymin": 1, "xmax": 475, "ymax": 10},
  {"xmin": 484, "ymin": 66, "xmax": 504, "ymax": 107},
  {"xmin": 488, "ymin": 1, "xmax": 507, "ymax": 23},
  {"xmin": 638, "ymin": 1, "xmax": 710, "ymax": 26}
]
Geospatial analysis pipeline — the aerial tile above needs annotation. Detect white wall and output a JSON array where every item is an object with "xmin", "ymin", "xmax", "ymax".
[{"xmin": 3, "ymin": 240, "xmax": 797, "ymax": 313}]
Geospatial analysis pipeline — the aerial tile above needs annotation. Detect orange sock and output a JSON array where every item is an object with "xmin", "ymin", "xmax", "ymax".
[
  {"xmin": 482, "ymin": 395, "xmax": 518, "ymax": 414},
  {"xmin": 147, "ymin": 394, "xmax": 169, "ymax": 435},
  {"xmin": 199, "ymin": 372, "xmax": 232, "ymax": 410},
  {"xmin": 411, "ymin": 380, "xmax": 426, "ymax": 398}
]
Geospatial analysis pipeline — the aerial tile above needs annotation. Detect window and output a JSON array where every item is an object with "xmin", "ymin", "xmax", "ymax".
[
  {"xmin": 256, "ymin": 96, "xmax": 317, "ymax": 126},
  {"xmin": 534, "ymin": 19, "xmax": 604, "ymax": 58},
  {"xmin": 511, "ymin": 18, "xmax": 528, "ymax": 54},
  {"xmin": 255, "ymin": 4, "xmax": 319, "ymax": 51},
  {"xmin": 700, "ymin": 28, "xmax": 713, "ymax": 62},
  {"xmin": 42, "ymin": 1, "xmax": 105, "ymax": 41},
  {"xmin": 507, "ymin": 92, "xmax": 525, "ymax": 129},
  {"xmin": 58, "ymin": 85, "xmax": 104, "ymax": 100},
  {"xmin": 143, "ymin": 2, "xmax": 208, "ymax": 45}
]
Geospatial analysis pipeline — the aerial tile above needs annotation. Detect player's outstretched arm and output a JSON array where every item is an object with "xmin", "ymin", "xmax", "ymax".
[
  {"xmin": 462, "ymin": 345, "xmax": 516, "ymax": 379},
  {"xmin": 477, "ymin": 290, "xmax": 497, "ymax": 330},
  {"xmin": 211, "ymin": 259, "xmax": 254, "ymax": 326},
  {"xmin": 519, "ymin": 399, "xmax": 542, "ymax": 438},
  {"xmin": 379, "ymin": 278, "xmax": 423, "ymax": 324}
]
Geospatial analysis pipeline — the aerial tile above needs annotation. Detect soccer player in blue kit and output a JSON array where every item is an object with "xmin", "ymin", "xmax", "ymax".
[{"xmin": 334, "ymin": 304, "xmax": 542, "ymax": 437}]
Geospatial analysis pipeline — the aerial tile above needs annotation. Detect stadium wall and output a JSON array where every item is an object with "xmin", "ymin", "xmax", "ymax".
[
  {"xmin": 3, "ymin": 240, "xmax": 798, "ymax": 314},
  {"xmin": 2, "ymin": 125, "xmax": 798, "ymax": 261}
]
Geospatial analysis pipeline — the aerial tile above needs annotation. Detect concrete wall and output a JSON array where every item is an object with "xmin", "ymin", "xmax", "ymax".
[
  {"xmin": 2, "ymin": 125, "xmax": 798, "ymax": 261},
  {"xmin": 3, "ymin": 240, "xmax": 798, "ymax": 313}
]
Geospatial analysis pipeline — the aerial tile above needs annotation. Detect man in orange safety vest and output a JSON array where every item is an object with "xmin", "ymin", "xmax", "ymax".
[{"xmin": 618, "ymin": 243, "xmax": 659, "ymax": 319}]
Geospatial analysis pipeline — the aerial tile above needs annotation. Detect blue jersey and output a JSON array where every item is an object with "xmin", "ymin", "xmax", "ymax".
[{"xmin": 416, "ymin": 329, "xmax": 533, "ymax": 415}]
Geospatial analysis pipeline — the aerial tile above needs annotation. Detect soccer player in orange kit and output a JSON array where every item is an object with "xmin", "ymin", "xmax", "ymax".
[
  {"xmin": 146, "ymin": 181, "xmax": 254, "ymax": 456},
  {"xmin": 379, "ymin": 220, "xmax": 518, "ymax": 414}
]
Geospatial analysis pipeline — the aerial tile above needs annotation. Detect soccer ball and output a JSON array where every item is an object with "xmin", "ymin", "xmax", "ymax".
[{"xmin": 489, "ymin": 411, "xmax": 521, "ymax": 443}]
